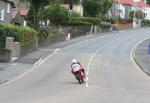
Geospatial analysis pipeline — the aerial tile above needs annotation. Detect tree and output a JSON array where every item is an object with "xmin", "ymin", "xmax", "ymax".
[
  {"xmin": 60, "ymin": 0, "xmax": 80, "ymax": 4},
  {"xmin": 147, "ymin": 0, "xmax": 150, "ymax": 4},
  {"xmin": 40, "ymin": 1, "xmax": 69, "ymax": 26},
  {"xmin": 82, "ymin": 0, "xmax": 112, "ymax": 19},
  {"xmin": 27, "ymin": 0, "xmax": 51, "ymax": 28}
]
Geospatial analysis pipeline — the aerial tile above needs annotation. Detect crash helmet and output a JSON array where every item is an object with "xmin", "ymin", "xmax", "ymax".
[{"xmin": 72, "ymin": 59, "xmax": 77, "ymax": 63}]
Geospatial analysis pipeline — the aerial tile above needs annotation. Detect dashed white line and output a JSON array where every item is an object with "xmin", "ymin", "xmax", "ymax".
[{"xmin": 85, "ymin": 37, "xmax": 121, "ymax": 87}]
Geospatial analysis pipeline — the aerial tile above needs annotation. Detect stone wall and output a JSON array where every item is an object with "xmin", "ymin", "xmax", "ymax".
[
  {"xmin": 0, "ymin": 49, "xmax": 11, "ymax": 62},
  {"xmin": 20, "ymin": 42, "xmax": 37, "ymax": 57}
]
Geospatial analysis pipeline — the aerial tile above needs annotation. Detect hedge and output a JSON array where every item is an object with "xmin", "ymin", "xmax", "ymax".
[
  {"xmin": 0, "ymin": 24, "xmax": 37, "ymax": 48},
  {"xmin": 142, "ymin": 19, "xmax": 150, "ymax": 26},
  {"xmin": 38, "ymin": 27, "xmax": 58, "ymax": 39},
  {"xmin": 63, "ymin": 21, "xmax": 92, "ymax": 26},
  {"xmin": 70, "ymin": 17, "xmax": 101, "ymax": 25},
  {"xmin": 100, "ymin": 22, "xmax": 112, "ymax": 28}
]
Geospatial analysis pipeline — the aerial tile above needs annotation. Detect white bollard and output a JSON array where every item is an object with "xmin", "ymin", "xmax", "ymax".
[{"xmin": 66, "ymin": 33, "xmax": 71, "ymax": 40}]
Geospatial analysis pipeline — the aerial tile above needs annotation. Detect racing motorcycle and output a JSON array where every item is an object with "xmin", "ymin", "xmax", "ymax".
[{"xmin": 71, "ymin": 67, "xmax": 85, "ymax": 84}]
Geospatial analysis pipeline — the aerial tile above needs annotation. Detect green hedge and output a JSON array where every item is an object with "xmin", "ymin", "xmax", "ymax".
[
  {"xmin": 70, "ymin": 17, "xmax": 101, "ymax": 25},
  {"xmin": 38, "ymin": 27, "xmax": 58, "ymax": 39},
  {"xmin": 100, "ymin": 22, "xmax": 112, "ymax": 28},
  {"xmin": 63, "ymin": 21, "xmax": 92, "ymax": 26},
  {"xmin": 0, "ymin": 24, "xmax": 37, "ymax": 48},
  {"xmin": 142, "ymin": 19, "xmax": 150, "ymax": 26}
]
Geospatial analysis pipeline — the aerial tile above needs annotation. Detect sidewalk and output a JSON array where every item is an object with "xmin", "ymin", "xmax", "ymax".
[
  {"xmin": 0, "ymin": 32, "xmax": 113, "ymax": 85},
  {"xmin": 134, "ymin": 38, "xmax": 150, "ymax": 76}
]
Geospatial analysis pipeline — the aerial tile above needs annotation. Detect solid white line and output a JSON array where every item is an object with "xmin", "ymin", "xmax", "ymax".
[
  {"xmin": 130, "ymin": 36, "xmax": 150, "ymax": 79},
  {"xmin": 33, "ymin": 58, "xmax": 42, "ymax": 66},
  {"xmin": 0, "ymin": 52, "xmax": 57, "ymax": 87}
]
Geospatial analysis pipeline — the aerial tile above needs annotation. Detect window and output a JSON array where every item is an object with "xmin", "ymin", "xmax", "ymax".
[
  {"xmin": 7, "ymin": 3, "xmax": 10, "ymax": 13},
  {"xmin": 0, "ymin": 9, "xmax": 5, "ymax": 21}
]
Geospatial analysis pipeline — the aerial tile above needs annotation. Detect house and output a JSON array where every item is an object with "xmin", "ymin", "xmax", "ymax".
[
  {"xmin": 11, "ymin": 0, "xmax": 29, "ymax": 26},
  {"xmin": 61, "ymin": 0, "xmax": 83, "ymax": 16},
  {"xmin": 0, "ymin": 0, "xmax": 15, "ymax": 24},
  {"xmin": 135, "ymin": 0, "xmax": 150, "ymax": 20},
  {"xmin": 110, "ymin": 0, "xmax": 150, "ymax": 20},
  {"xmin": 109, "ymin": 0, "xmax": 134, "ymax": 20}
]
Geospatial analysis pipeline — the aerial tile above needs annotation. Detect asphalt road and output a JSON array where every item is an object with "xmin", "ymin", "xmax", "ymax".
[{"xmin": 0, "ymin": 28, "xmax": 150, "ymax": 103}]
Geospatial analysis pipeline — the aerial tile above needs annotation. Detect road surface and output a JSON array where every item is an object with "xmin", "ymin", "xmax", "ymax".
[{"xmin": 0, "ymin": 28, "xmax": 150, "ymax": 103}]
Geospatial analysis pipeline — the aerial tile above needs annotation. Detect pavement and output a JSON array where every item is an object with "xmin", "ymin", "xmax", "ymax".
[
  {"xmin": 0, "ymin": 31, "xmax": 116, "ymax": 85},
  {"xmin": 133, "ymin": 38, "xmax": 150, "ymax": 76}
]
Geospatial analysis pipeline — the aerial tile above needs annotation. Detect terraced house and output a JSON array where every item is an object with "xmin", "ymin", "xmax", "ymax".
[{"xmin": 0, "ymin": 0, "xmax": 15, "ymax": 24}]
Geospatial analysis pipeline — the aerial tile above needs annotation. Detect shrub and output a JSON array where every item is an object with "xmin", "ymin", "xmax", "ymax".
[
  {"xmin": 142, "ymin": 19, "xmax": 150, "ymax": 26},
  {"xmin": 0, "ymin": 24, "xmax": 37, "ymax": 48},
  {"xmin": 69, "ymin": 11, "xmax": 81, "ymax": 18},
  {"xmin": 100, "ymin": 22, "xmax": 112, "ymax": 28},
  {"xmin": 38, "ymin": 27, "xmax": 58, "ymax": 39},
  {"xmin": 70, "ymin": 17, "xmax": 101, "ymax": 25},
  {"xmin": 63, "ymin": 21, "xmax": 92, "ymax": 26},
  {"xmin": 41, "ymin": 5, "xmax": 69, "ymax": 26}
]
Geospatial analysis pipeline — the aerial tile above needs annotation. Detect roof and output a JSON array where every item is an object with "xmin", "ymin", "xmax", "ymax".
[
  {"xmin": 135, "ymin": 1, "xmax": 150, "ymax": 8},
  {"xmin": 12, "ymin": 8, "xmax": 29, "ymax": 19},
  {"xmin": 114, "ymin": 0, "xmax": 150, "ymax": 8},
  {"xmin": 60, "ymin": 4, "xmax": 69, "ymax": 8},
  {"xmin": 2, "ymin": 0, "xmax": 15, "ymax": 8},
  {"xmin": 114, "ymin": 0, "xmax": 134, "ymax": 6}
]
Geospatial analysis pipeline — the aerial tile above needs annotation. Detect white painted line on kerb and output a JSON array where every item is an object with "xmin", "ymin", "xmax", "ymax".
[
  {"xmin": 85, "ymin": 37, "xmax": 121, "ymax": 87},
  {"xmin": 33, "ymin": 58, "xmax": 42, "ymax": 66},
  {"xmin": 0, "ymin": 51, "xmax": 57, "ymax": 87},
  {"xmin": 130, "ymin": 36, "xmax": 150, "ymax": 79}
]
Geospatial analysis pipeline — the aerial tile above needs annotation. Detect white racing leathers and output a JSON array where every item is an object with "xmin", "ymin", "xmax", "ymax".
[{"xmin": 71, "ymin": 63, "xmax": 81, "ymax": 73}]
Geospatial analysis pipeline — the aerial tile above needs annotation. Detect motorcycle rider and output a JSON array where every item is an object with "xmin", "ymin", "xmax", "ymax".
[
  {"xmin": 71, "ymin": 59, "xmax": 84, "ymax": 73},
  {"xmin": 71, "ymin": 59, "xmax": 85, "ymax": 83}
]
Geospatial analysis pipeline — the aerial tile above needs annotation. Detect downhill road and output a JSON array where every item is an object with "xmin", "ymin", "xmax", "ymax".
[{"xmin": 0, "ymin": 28, "xmax": 150, "ymax": 103}]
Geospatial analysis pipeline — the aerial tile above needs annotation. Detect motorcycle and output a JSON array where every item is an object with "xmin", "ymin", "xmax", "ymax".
[{"xmin": 71, "ymin": 67, "xmax": 85, "ymax": 84}]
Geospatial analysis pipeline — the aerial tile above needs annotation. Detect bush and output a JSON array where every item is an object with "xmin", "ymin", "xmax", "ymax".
[
  {"xmin": 41, "ymin": 5, "xmax": 69, "ymax": 26},
  {"xmin": 70, "ymin": 17, "xmax": 101, "ymax": 25},
  {"xmin": 100, "ymin": 22, "xmax": 112, "ymax": 28},
  {"xmin": 38, "ymin": 27, "xmax": 58, "ymax": 39},
  {"xmin": 63, "ymin": 21, "xmax": 92, "ymax": 26},
  {"xmin": 142, "ymin": 19, "xmax": 150, "ymax": 26},
  {"xmin": 0, "ymin": 24, "xmax": 37, "ymax": 48},
  {"xmin": 69, "ymin": 11, "xmax": 81, "ymax": 18}
]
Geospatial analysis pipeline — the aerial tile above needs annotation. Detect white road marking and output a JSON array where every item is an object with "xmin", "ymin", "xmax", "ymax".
[
  {"xmin": 85, "ymin": 37, "xmax": 121, "ymax": 87},
  {"xmin": 33, "ymin": 58, "xmax": 42, "ymax": 66},
  {"xmin": 0, "ymin": 51, "xmax": 57, "ymax": 87},
  {"xmin": 130, "ymin": 36, "xmax": 150, "ymax": 79}
]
